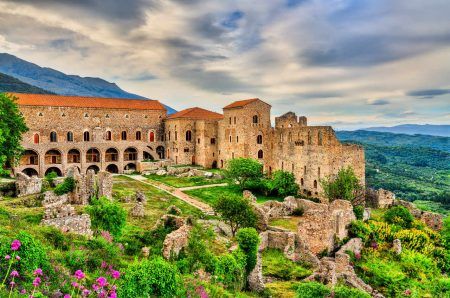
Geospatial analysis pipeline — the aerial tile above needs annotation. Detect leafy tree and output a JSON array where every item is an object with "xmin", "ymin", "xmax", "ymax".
[
  {"xmin": 213, "ymin": 195, "xmax": 257, "ymax": 237},
  {"xmin": 0, "ymin": 93, "xmax": 28, "ymax": 176},
  {"xmin": 214, "ymin": 250, "xmax": 246, "ymax": 291},
  {"xmin": 383, "ymin": 206, "xmax": 414, "ymax": 228},
  {"xmin": 267, "ymin": 170, "xmax": 299, "ymax": 197},
  {"xmin": 320, "ymin": 167, "xmax": 362, "ymax": 202},
  {"xmin": 226, "ymin": 158, "xmax": 263, "ymax": 190},
  {"xmin": 86, "ymin": 196, "xmax": 127, "ymax": 237},
  {"xmin": 353, "ymin": 205, "xmax": 365, "ymax": 220},
  {"xmin": 236, "ymin": 227, "xmax": 259, "ymax": 275}
]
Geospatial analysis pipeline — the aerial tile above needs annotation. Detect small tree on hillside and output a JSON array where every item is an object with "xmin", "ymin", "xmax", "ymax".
[
  {"xmin": 213, "ymin": 195, "xmax": 257, "ymax": 237},
  {"xmin": 0, "ymin": 93, "xmax": 28, "ymax": 176},
  {"xmin": 226, "ymin": 158, "xmax": 263, "ymax": 190},
  {"xmin": 320, "ymin": 167, "xmax": 362, "ymax": 202},
  {"xmin": 267, "ymin": 170, "xmax": 299, "ymax": 197}
]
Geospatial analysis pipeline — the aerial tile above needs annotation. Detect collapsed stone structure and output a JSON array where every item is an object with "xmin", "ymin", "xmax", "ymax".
[
  {"xmin": 366, "ymin": 188, "xmax": 395, "ymax": 208},
  {"xmin": 393, "ymin": 199, "xmax": 443, "ymax": 230},
  {"xmin": 41, "ymin": 191, "xmax": 93, "ymax": 237},
  {"xmin": 131, "ymin": 191, "xmax": 147, "ymax": 218},
  {"xmin": 15, "ymin": 172, "xmax": 42, "ymax": 197}
]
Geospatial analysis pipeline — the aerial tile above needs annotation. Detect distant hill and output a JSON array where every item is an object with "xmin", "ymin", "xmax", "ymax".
[
  {"xmin": 0, "ymin": 72, "xmax": 54, "ymax": 94},
  {"xmin": 362, "ymin": 124, "xmax": 450, "ymax": 137},
  {"xmin": 0, "ymin": 53, "xmax": 176, "ymax": 114}
]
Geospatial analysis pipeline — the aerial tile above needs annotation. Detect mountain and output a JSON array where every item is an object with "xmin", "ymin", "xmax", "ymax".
[
  {"xmin": 0, "ymin": 72, "xmax": 54, "ymax": 94},
  {"xmin": 0, "ymin": 53, "xmax": 176, "ymax": 114},
  {"xmin": 362, "ymin": 124, "xmax": 450, "ymax": 137}
]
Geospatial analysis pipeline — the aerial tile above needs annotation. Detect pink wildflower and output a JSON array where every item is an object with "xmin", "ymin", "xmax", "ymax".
[
  {"xmin": 20, "ymin": 289, "xmax": 26, "ymax": 294},
  {"xmin": 355, "ymin": 252, "xmax": 361, "ymax": 260},
  {"xmin": 97, "ymin": 276, "xmax": 107, "ymax": 287},
  {"xmin": 72, "ymin": 282, "xmax": 79, "ymax": 288},
  {"xmin": 404, "ymin": 289, "xmax": 411, "ymax": 296},
  {"xmin": 109, "ymin": 291, "xmax": 117, "ymax": 298},
  {"xmin": 92, "ymin": 284, "xmax": 99, "ymax": 291},
  {"xmin": 11, "ymin": 239, "xmax": 21, "ymax": 251},
  {"xmin": 82, "ymin": 289, "xmax": 91, "ymax": 297},
  {"xmin": 64, "ymin": 295, "xmax": 71, "ymax": 298},
  {"xmin": 32, "ymin": 277, "xmax": 41, "ymax": 287},
  {"xmin": 33, "ymin": 268, "xmax": 43, "ymax": 276},
  {"xmin": 111, "ymin": 270, "xmax": 120, "ymax": 279},
  {"xmin": 16, "ymin": 255, "xmax": 20, "ymax": 261},
  {"xmin": 5, "ymin": 255, "xmax": 11, "ymax": 260},
  {"xmin": 10, "ymin": 270, "xmax": 19, "ymax": 277},
  {"xmin": 101, "ymin": 261, "xmax": 108, "ymax": 269},
  {"xmin": 74, "ymin": 270, "xmax": 85, "ymax": 280},
  {"xmin": 10, "ymin": 281, "xmax": 16, "ymax": 288}
]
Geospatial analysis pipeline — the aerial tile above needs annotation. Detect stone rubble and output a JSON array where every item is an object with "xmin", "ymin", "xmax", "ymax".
[
  {"xmin": 15, "ymin": 172, "xmax": 42, "ymax": 197},
  {"xmin": 393, "ymin": 239, "xmax": 402, "ymax": 255}
]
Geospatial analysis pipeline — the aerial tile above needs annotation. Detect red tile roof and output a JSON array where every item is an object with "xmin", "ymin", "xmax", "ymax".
[
  {"xmin": 223, "ymin": 98, "xmax": 270, "ymax": 109},
  {"xmin": 167, "ymin": 107, "xmax": 223, "ymax": 120},
  {"xmin": 9, "ymin": 93, "xmax": 166, "ymax": 111}
]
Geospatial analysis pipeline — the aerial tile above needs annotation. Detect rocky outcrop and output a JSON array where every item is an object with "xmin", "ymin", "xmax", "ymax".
[
  {"xmin": 393, "ymin": 199, "xmax": 443, "ymax": 231},
  {"xmin": 393, "ymin": 239, "xmax": 402, "ymax": 255},
  {"xmin": 366, "ymin": 188, "xmax": 395, "ymax": 208},
  {"xmin": 15, "ymin": 172, "xmax": 42, "ymax": 197},
  {"xmin": 66, "ymin": 167, "xmax": 113, "ymax": 204},
  {"xmin": 41, "ymin": 191, "xmax": 92, "ymax": 237},
  {"xmin": 297, "ymin": 199, "xmax": 355, "ymax": 254},
  {"xmin": 131, "ymin": 202, "xmax": 145, "ymax": 217},
  {"xmin": 248, "ymin": 248, "xmax": 265, "ymax": 292},
  {"xmin": 162, "ymin": 224, "xmax": 191, "ymax": 259},
  {"xmin": 243, "ymin": 190, "xmax": 257, "ymax": 203},
  {"xmin": 98, "ymin": 171, "xmax": 113, "ymax": 198}
]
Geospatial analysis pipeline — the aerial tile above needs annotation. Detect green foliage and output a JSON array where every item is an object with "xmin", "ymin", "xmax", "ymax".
[
  {"xmin": 292, "ymin": 207, "xmax": 304, "ymax": 216},
  {"xmin": 214, "ymin": 250, "xmax": 246, "ymax": 291},
  {"xmin": 349, "ymin": 220, "xmax": 371, "ymax": 243},
  {"xmin": 266, "ymin": 170, "xmax": 299, "ymax": 197},
  {"xmin": 236, "ymin": 227, "xmax": 259, "ymax": 275},
  {"xmin": 119, "ymin": 257, "xmax": 183, "ymax": 298},
  {"xmin": 394, "ymin": 229, "xmax": 434, "ymax": 254},
  {"xmin": 353, "ymin": 205, "xmax": 364, "ymax": 220},
  {"xmin": 226, "ymin": 158, "xmax": 263, "ymax": 190},
  {"xmin": 0, "ymin": 231, "xmax": 52, "ymax": 282},
  {"xmin": 53, "ymin": 177, "xmax": 76, "ymax": 195},
  {"xmin": 432, "ymin": 278, "xmax": 450, "ymax": 298},
  {"xmin": 45, "ymin": 171, "xmax": 58, "ymax": 185},
  {"xmin": 383, "ymin": 206, "xmax": 414, "ymax": 228},
  {"xmin": 333, "ymin": 285, "xmax": 371, "ymax": 298},
  {"xmin": 0, "ymin": 93, "xmax": 28, "ymax": 176},
  {"xmin": 64, "ymin": 249, "xmax": 87, "ymax": 272},
  {"xmin": 442, "ymin": 216, "xmax": 450, "ymax": 250},
  {"xmin": 213, "ymin": 195, "xmax": 257, "ymax": 237},
  {"xmin": 262, "ymin": 249, "xmax": 311, "ymax": 280},
  {"xmin": 320, "ymin": 167, "xmax": 362, "ymax": 202},
  {"xmin": 295, "ymin": 281, "xmax": 331, "ymax": 298},
  {"xmin": 86, "ymin": 196, "xmax": 126, "ymax": 237}
]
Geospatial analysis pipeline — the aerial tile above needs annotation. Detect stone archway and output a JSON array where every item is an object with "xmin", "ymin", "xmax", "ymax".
[
  {"xmin": 22, "ymin": 168, "xmax": 39, "ymax": 177},
  {"xmin": 45, "ymin": 167, "xmax": 62, "ymax": 177},
  {"xmin": 106, "ymin": 164, "xmax": 119, "ymax": 174},
  {"xmin": 124, "ymin": 163, "xmax": 136, "ymax": 172},
  {"xmin": 156, "ymin": 146, "xmax": 165, "ymax": 159},
  {"xmin": 87, "ymin": 165, "xmax": 100, "ymax": 174},
  {"xmin": 20, "ymin": 150, "xmax": 39, "ymax": 166}
]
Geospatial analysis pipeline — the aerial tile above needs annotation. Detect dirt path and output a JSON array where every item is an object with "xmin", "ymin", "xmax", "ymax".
[{"xmin": 125, "ymin": 175, "xmax": 215, "ymax": 215}]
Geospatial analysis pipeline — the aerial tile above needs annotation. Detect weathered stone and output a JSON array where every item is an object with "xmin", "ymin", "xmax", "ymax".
[
  {"xmin": 141, "ymin": 247, "xmax": 150, "ymax": 258},
  {"xmin": 252, "ymin": 204, "xmax": 269, "ymax": 232},
  {"xmin": 283, "ymin": 196, "xmax": 298, "ymax": 214},
  {"xmin": 166, "ymin": 205, "xmax": 182, "ymax": 215},
  {"xmin": 136, "ymin": 191, "xmax": 147, "ymax": 204},
  {"xmin": 366, "ymin": 188, "xmax": 395, "ymax": 208},
  {"xmin": 393, "ymin": 239, "xmax": 402, "ymax": 255},
  {"xmin": 131, "ymin": 202, "xmax": 145, "ymax": 217},
  {"xmin": 97, "ymin": 171, "xmax": 113, "ymax": 198},
  {"xmin": 15, "ymin": 172, "xmax": 42, "ymax": 197},
  {"xmin": 162, "ymin": 224, "xmax": 191, "ymax": 259},
  {"xmin": 248, "ymin": 249, "xmax": 265, "ymax": 292},
  {"xmin": 243, "ymin": 190, "xmax": 257, "ymax": 203},
  {"xmin": 156, "ymin": 169, "xmax": 167, "ymax": 176},
  {"xmin": 363, "ymin": 208, "xmax": 371, "ymax": 221},
  {"xmin": 204, "ymin": 172, "xmax": 214, "ymax": 178},
  {"xmin": 261, "ymin": 200, "xmax": 289, "ymax": 218},
  {"xmin": 420, "ymin": 211, "xmax": 443, "ymax": 231}
]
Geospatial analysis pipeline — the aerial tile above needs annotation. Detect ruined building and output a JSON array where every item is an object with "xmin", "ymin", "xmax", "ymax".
[{"xmin": 12, "ymin": 93, "xmax": 364, "ymax": 195}]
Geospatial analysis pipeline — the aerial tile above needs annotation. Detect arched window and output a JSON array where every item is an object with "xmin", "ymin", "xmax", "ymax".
[
  {"xmin": 318, "ymin": 167, "xmax": 321, "ymax": 178},
  {"xmin": 258, "ymin": 150, "xmax": 263, "ymax": 159},
  {"xmin": 168, "ymin": 131, "xmax": 171, "ymax": 141},
  {"xmin": 86, "ymin": 148, "xmax": 100, "ymax": 163},
  {"xmin": 236, "ymin": 136, "xmax": 239, "ymax": 143},
  {"xmin": 301, "ymin": 178, "xmax": 304, "ymax": 186},
  {"xmin": 106, "ymin": 131, "xmax": 112, "ymax": 141},
  {"xmin": 83, "ymin": 131, "xmax": 90, "ymax": 142},
  {"xmin": 314, "ymin": 180, "xmax": 318, "ymax": 189},
  {"xmin": 67, "ymin": 132, "xmax": 73, "ymax": 142},
  {"xmin": 121, "ymin": 131, "xmax": 127, "ymax": 140},
  {"xmin": 50, "ymin": 131, "xmax": 57, "ymax": 142},
  {"xmin": 318, "ymin": 131, "xmax": 323, "ymax": 145},
  {"xmin": 185, "ymin": 130, "xmax": 192, "ymax": 141},
  {"xmin": 257, "ymin": 135, "xmax": 263, "ymax": 144},
  {"xmin": 229, "ymin": 135, "xmax": 232, "ymax": 142},
  {"xmin": 252, "ymin": 115, "xmax": 258, "ymax": 124},
  {"xmin": 33, "ymin": 134, "xmax": 39, "ymax": 144},
  {"xmin": 149, "ymin": 131, "xmax": 155, "ymax": 142},
  {"xmin": 308, "ymin": 131, "xmax": 312, "ymax": 145},
  {"xmin": 136, "ymin": 131, "xmax": 141, "ymax": 141},
  {"xmin": 288, "ymin": 132, "xmax": 292, "ymax": 142}
]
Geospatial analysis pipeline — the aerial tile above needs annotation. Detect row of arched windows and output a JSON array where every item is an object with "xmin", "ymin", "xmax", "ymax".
[{"xmin": 33, "ymin": 131, "xmax": 158, "ymax": 144}]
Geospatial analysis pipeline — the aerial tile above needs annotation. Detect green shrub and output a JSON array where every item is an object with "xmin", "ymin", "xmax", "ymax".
[
  {"xmin": 268, "ymin": 170, "xmax": 299, "ymax": 197},
  {"xmin": 394, "ymin": 229, "xmax": 433, "ymax": 253},
  {"xmin": 0, "ymin": 231, "xmax": 52, "ymax": 282},
  {"xmin": 45, "ymin": 171, "xmax": 58, "ymax": 185},
  {"xmin": 54, "ymin": 177, "xmax": 76, "ymax": 195},
  {"xmin": 40, "ymin": 226, "xmax": 71, "ymax": 250},
  {"xmin": 213, "ymin": 195, "xmax": 257, "ymax": 237},
  {"xmin": 214, "ymin": 250, "xmax": 246, "ymax": 291},
  {"xmin": 334, "ymin": 285, "xmax": 371, "ymax": 298},
  {"xmin": 353, "ymin": 205, "xmax": 364, "ymax": 220},
  {"xmin": 292, "ymin": 207, "xmax": 304, "ymax": 216},
  {"xmin": 432, "ymin": 278, "xmax": 450, "ymax": 297},
  {"xmin": 349, "ymin": 221, "xmax": 371, "ymax": 242},
  {"xmin": 295, "ymin": 281, "xmax": 331, "ymax": 298},
  {"xmin": 226, "ymin": 158, "xmax": 263, "ymax": 190},
  {"xmin": 442, "ymin": 216, "xmax": 450, "ymax": 250},
  {"xmin": 384, "ymin": 206, "xmax": 414, "ymax": 228},
  {"xmin": 64, "ymin": 249, "xmax": 87, "ymax": 271},
  {"xmin": 320, "ymin": 167, "xmax": 362, "ymax": 202},
  {"xmin": 262, "ymin": 249, "xmax": 311, "ymax": 280},
  {"xmin": 119, "ymin": 257, "xmax": 183, "ymax": 297},
  {"xmin": 236, "ymin": 227, "xmax": 259, "ymax": 275},
  {"xmin": 86, "ymin": 196, "xmax": 126, "ymax": 237}
]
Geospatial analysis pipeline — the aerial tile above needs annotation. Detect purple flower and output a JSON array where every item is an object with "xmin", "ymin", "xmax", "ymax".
[
  {"xmin": 97, "ymin": 277, "xmax": 107, "ymax": 287},
  {"xmin": 16, "ymin": 255, "xmax": 21, "ymax": 261},
  {"xmin": 5, "ymin": 255, "xmax": 11, "ymax": 260},
  {"xmin": 74, "ymin": 270, "xmax": 85, "ymax": 280},
  {"xmin": 111, "ymin": 270, "xmax": 120, "ymax": 280},
  {"xmin": 10, "ymin": 270, "xmax": 19, "ymax": 277},
  {"xmin": 64, "ymin": 295, "xmax": 71, "ymax": 298},
  {"xmin": 20, "ymin": 289, "xmax": 26, "ymax": 294},
  {"xmin": 109, "ymin": 292, "xmax": 117, "ymax": 298},
  {"xmin": 82, "ymin": 289, "xmax": 91, "ymax": 297},
  {"xmin": 10, "ymin": 281, "xmax": 16, "ymax": 288},
  {"xmin": 32, "ymin": 277, "xmax": 41, "ymax": 287},
  {"xmin": 11, "ymin": 239, "xmax": 21, "ymax": 251},
  {"xmin": 34, "ymin": 268, "xmax": 43, "ymax": 276},
  {"xmin": 72, "ymin": 282, "xmax": 79, "ymax": 288},
  {"xmin": 355, "ymin": 252, "xmax": 361, "ymax": 260},
  {"xmin": 101, "ymin": 261, "xmax": 107, "ymax": 269},
  {"xmin": 92, "ymin": 284, "xmax": 99, "ymax": 291}
]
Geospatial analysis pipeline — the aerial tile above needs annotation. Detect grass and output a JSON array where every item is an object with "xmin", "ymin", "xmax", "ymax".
[
  {"xmin": 413, "ymin": 200, "xmax": 450, "ymax": 216},
  {"xmin": 264, "ymin": 281, "xmax": 298, "ymax": 298},
  {"xmin": 269, "ymin": 217, "xmax": 302, "ymax": 231},
  {"xmin": 184, "ymin": 184, "xmax": 283, "ymax": 206},
  {"xmin": 113, "ymin": 175, "xmax": 206, "ymax": 229},
  {"xmin": 262, "ymin": 248, "xmax": 312, "ymax": 281},
  {"xmin": 145, "ymin": 173, "xmax": 229, "ymax": 188}
]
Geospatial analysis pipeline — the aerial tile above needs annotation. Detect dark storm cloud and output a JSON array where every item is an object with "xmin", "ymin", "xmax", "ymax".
[{"xmin": 407, "ymin": 89, "xmax": 450, "ymax": 98}]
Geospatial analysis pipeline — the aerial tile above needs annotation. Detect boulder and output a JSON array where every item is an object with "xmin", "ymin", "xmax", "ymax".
[{"xmin": 162, "ymin": 225, "xmax": 191, "ymax": 259}]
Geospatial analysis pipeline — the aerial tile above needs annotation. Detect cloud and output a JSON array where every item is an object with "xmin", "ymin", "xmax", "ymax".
[
  {"xmin": 367, "ymin": 99, "xmax": 390, "ymax": 105},
  {"xmin": 406, "ymin": 89, "xmax": 450, "ymax": 98}
]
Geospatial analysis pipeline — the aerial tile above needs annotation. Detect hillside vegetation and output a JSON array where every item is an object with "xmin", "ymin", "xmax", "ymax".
[{"xmin": 0, "ymin": 73, "xmax": 53, "ymax": 94}]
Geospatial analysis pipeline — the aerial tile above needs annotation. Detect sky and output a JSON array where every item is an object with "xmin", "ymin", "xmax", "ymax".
[{"xmin": 0, "ymin": 0, "xmax": 449, "ymax": 129}]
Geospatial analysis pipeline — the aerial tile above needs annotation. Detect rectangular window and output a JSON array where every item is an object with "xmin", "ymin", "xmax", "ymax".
[{"xmin": 210, "ymin": 138, "xmax": 216, "ymax": 144}]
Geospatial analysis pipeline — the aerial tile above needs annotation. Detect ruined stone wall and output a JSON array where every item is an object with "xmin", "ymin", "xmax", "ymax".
[
  {"xmin": 15, "ymin": 172, "xmax": 42, "ymax": 197},
  {"xmin": 366, "ymin": 188, "xmax": 395, "ymax": 208},
  {"xmin": 217, "ymin": 100, "xmax": 272, "ymax": 169},
  {"xmin": 16, "ymin": 105, "xmax": 166, "ymax": 177}
]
